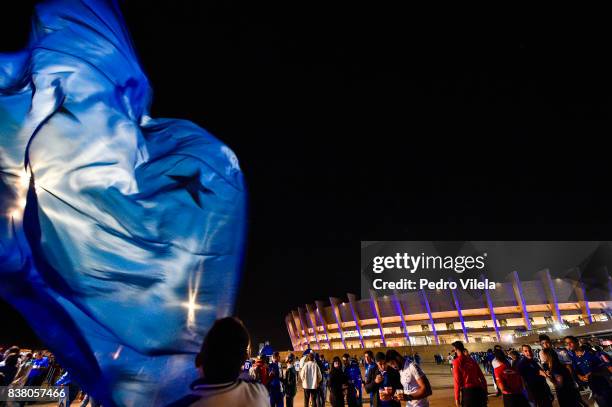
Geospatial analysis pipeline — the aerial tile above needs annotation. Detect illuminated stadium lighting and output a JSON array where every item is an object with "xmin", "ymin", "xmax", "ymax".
[{"xmin": 286, "ymin": 276, "xmax": 612, "ymax": 350}]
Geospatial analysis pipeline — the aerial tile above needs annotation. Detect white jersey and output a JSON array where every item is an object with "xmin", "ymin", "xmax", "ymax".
[
  {"xmin": 400, "ymin": 360, "xmax": 429, "ymax": 407},
  {"xmin": 177, "ymin": 380, "xmax": 269, "ymax": 407}
]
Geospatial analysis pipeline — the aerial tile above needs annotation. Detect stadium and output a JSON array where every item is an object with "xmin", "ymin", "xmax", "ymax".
[{"xmin": 285, "ymin": 270, "xmax": 612, "ymax": 351}]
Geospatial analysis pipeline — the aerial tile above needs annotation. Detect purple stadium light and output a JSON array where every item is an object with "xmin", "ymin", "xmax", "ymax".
[
  {"xmin": 347, "ymin": 293, "xmax": 365, "ymax": 348},
  {"xmin": 450, "ymin": 284, "xmax": 469, "ymax": 343},
  {"xmin": 510, "ymin": 271, "xmax": 532, "ymax": 330},
  {"xmin": 480, "ymin": 274, "xmax": 501, "ymax": 342},
  {"xmin": 392, "ymin": 292, "xmax": 411, "ymax": 345},
  {"xmin": 369, "ymin": 290, "xmax": 387, "ymax": 347},
  {"xmin": 303, "ymin": 305, "xmax": 321, "ymax": 350},
  {"xmin": 315, "ymin": 301, "xmax": 332, "ymax": 349},
  {"xmin": 329, "ymin": 297, "xmax": 347, "ymax": 350},
  {"xmin": 420, "ymin": 289, "xmax": 439, "ymax": 345},
  {"xmin": 292, "ymin": 309, "xmax": 310, "ymax": 349}
]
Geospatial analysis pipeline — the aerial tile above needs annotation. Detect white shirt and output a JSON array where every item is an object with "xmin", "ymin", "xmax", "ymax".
[
  {"xmin": 299, "ymin": 360, "xmax": 322, "ymax": 389},
  {"xmin": 400, "ymin": 360, "xmax": 429, "ymax": 407},
  {"xmin": 185, "ymin": 380, "xmax": 269, "ymax": 407}
]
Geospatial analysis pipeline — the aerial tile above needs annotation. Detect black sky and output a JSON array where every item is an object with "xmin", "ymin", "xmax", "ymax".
[{"xmin": 3, "ymin": 2, "xmax": 612, "ymax": 351}]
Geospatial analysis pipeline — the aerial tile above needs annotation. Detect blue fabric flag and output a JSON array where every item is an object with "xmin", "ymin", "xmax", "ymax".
[{"xmin": 0, "ymin": 1, "xmax": 246, "ymax": 406}]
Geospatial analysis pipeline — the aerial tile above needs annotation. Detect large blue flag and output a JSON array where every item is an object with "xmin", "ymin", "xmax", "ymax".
[{"xmin": 0, "ymin": 1, "xmax": 246, "ymax": 405}]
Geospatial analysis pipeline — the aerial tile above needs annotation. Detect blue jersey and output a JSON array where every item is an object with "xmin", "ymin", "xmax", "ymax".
[
  {"xmin": 269, "ymin": 361, "xmax": 282, "ymax": 392},
  {"xmin": 365, "ymin": 362, "xmax": 376, "ymax": 379},
  {"xmin": 32, "ymin": 357, "xmax": 49, "ymax": 369},
  {"xmin": 243, "ymin": 359, "xmax": 252, "ymax": 372},
  {"xmin": 595, "ymin": 350, "xmax": 611, "ymax": 365},
  {"xmin": 573, "ymin": 350, "xmax": 611, "ymax": 394},
  {"xmin": 322, "ymin": 361, "xmax": 330, "ymax": 378},
  {"xmin": 28, "ymin": 357, "xmax": 49, "ymax": 379},
  {"xmin": 365, "ymin": 361, "xmax": 376, "ymax": 394},
  {"xmin": 55, "ymin": 371, "xmax": 71, "ymax": 386},
  {"xmin": 573, "ymin": 351, "xmax": 609, "ymax": 377},
  {"xmin": 346, "ymin": 362, "xmax": 362, "ymax": 387}
]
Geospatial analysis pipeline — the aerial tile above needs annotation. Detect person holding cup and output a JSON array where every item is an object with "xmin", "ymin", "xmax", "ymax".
[
  {"xmin": 364, "ymin": 352, "xmax": 401, "ymax": 407},
  {"xmin": 386, "ymin": 349, "xmax": 431, "ymax": 407}
]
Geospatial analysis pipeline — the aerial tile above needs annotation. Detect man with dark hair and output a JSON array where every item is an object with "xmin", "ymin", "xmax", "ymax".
[
  {"xmin": 25, "ymin": 351, "xmax": 49, "ymax": 387},
  {"xmin": 0, "ymin": 353, "xmax": 19, "ymax": 386},
  {"xmin": 572, "ymin": 344, "xmax": 612, "ymax": 407},
  {"xmin": 319, "ymin": 354, "xmax": 330, "ymax": 405},
  {"xmin": 451, "ymin": 341, "xmax": 487, "ymax": 407},
  {"xmin": 342, "ymin": 353, "xmax": 360, "ymax": 407},
  {"xmin": 562, "ymin": 336, "xmax": 579, "ymax": 358},
  {"xmin": 386, "ymin": 349, "xmax": 431, "ymax": 406},
  {"xmin": 284, "ymin": 354, "xmax": 297, "ymax": 407},
  {"xmin": 269, "ymin": 351, "xmax": 284, "ymax": 407},
  {"xmin": 490, "ymin": 344, "xmax": 508, "ymax": 396},
  {"xmin": 364, "ymin": 352, "xmax": 401, "ymax": 407},
  {"xmin": 166, "ymin": 317, "xmax": 269, "ymax": 407},
  {"xmin": 364, "ymin": 352, "xmax": 387, "ymax": 405},
  {"xmin": 516, "ymin": 345, "xmax": 552, "ymax": 407},
  {"xmin": 364, "ymin": 351, "xmax": 377, "ymax": 407},
  {"xmin": 539, "ymin": 334, "xmax": 573, "ymax": 379}
]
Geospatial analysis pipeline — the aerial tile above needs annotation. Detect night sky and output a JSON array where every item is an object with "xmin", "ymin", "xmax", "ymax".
[{"xmin": 2, "ymin": 2, "xmax": 612, "ymax": 352}]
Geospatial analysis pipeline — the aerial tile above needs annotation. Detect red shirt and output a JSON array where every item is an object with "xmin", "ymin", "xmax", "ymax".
[
  {"xmin": 253, "ymin": 361, "xmax": 269, "ymax": 386},
  {"xmin": 452, "ymin": 354, "xmax": 487, "ymax": 401},
  {"xmin": 494, "ymin": 364, "xmax": 523, "ymax": 395}
]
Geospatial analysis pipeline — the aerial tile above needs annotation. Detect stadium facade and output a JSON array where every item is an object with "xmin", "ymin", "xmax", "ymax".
[{"xmin": 285, "ymin": 271, "xmax": 612, "ymax": 350}]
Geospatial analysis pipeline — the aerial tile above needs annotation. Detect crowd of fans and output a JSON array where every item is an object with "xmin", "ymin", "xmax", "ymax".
[
  {"xmin": 193, "ymin": 329, "xmax": 611, "ymax": 407},
  {"xmin": 0, "ymin": 346, "xmax": 53, "ymax": 388},
  {"xmin": 448, "ymin": 334, "xmax": 612, "ymax": 407},
  {"xmin": 0, "ymin": 345, "xmax": 99, "ymax": 406},
  {"xmin": 3, "ymin": 324, "xmax": 612, "ymax": 407}
]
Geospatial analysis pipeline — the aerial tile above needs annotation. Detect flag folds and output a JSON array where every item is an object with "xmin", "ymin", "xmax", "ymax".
[{"xmin": 0, "ymin": 1, "xmax": 246, "ymax": 405}]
